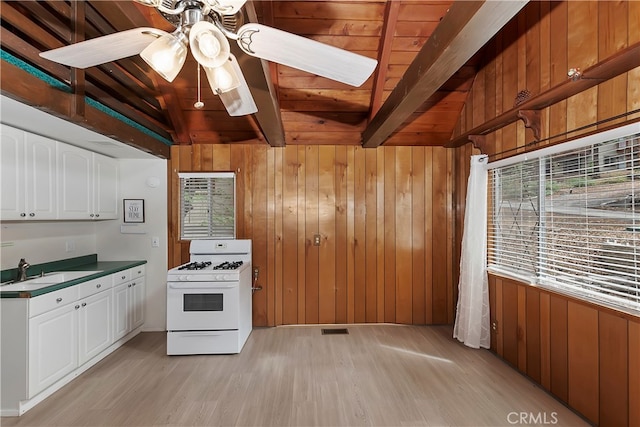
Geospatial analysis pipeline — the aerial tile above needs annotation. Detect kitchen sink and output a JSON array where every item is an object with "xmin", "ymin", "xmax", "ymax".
[
  {"xmin": 27, "ymin": 271, "xmax": 103, "ymax": 284},
  {"xmin": 0, "ymin": 282, "xmax": 60, "ymax": 292},
  {"xmin": 1, "ymin": 271, "xmax": 103, "ymax": 291}
]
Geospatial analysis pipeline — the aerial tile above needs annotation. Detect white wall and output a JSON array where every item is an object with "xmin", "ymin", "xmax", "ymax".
[
  {"xmin": 95, "ymin": 159, "xmax": 168, "ymax": 332},
  {"xmin": 1, "ymin": 158, "xmax": 168, "ymax": 332},
  {"xmin": 1, "ymin": 222, "xmax": 97, "ymax": 269}
]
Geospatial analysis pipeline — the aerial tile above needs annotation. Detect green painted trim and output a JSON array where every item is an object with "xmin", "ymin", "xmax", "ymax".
[
  {"xmin": 84, "ymin": 97, "xmax": 173, "ymax": 146},
  {"xmin": 1, "ymin": 50, "xmax": 69, "ymax": 91},
  {"xmin": 1, "ymin": 49, "xmax": 173, "ymax": 146}
]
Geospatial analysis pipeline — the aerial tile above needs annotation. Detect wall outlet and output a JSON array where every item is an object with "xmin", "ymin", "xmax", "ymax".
[
  {"xmin": 152, "ymin": 237, "xmax": 160, "ymax": 247},
  {"xmin": 313, "ymin": 234, "xmax": 321, "ymax": 246}
]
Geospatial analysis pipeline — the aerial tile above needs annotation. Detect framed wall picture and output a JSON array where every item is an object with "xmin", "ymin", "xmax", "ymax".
[{"xmin": 123, "ymin": 199, "xmax": 145, "ymax": 223}]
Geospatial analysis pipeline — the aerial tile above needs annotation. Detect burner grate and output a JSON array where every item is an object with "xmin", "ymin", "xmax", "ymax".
[
  {"xmin": 212, "ymin": 261, "xmax": 244, "ymax": 270},
  {"xmin": 177, "ymin": 261, "xmax": 212, "ymax": 270}
]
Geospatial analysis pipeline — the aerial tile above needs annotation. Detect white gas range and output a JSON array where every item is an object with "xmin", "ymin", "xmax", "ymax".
[{"xmin": 166, "ymin": 239, "xmax": 252, "ymax": 355}]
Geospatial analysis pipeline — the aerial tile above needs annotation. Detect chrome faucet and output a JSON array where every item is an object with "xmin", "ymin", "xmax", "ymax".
[{"xmin": 16, "ymin": 258, "xmax": 30, "ymax": 282}]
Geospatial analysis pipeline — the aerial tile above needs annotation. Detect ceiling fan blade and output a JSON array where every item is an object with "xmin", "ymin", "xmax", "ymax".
[
  {"xmin": 39, "ymin": 28, "xmax": 168, "ymax": 69},
  {"xmin": 217, "ymin": 55, "xmax": 257, "ymax": 116},
  {"xmin": 236, "ymin": 24, "xmax": 377, "ymax": 87},
  {"xmin": 209, "ymin": 0, "xmax": 247, "ymax": 16},
  {"xmin": 131, "ymin": 0, "xmax": 162, "ymax": 6}
]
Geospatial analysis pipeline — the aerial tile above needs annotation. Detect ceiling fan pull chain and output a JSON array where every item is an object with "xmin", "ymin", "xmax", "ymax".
[{"xmin": 194, "ymin": 63, "xmax": 204, "ymax": 109}]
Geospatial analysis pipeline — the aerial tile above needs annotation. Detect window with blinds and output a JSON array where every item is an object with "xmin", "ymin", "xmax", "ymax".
[
  {"xmin": 488, "ymin": 125, "xmax": 640, "ymax": 313},
  {"xmin": 179, "ymin": 172, "xmax": 235, "ymax": 240}
]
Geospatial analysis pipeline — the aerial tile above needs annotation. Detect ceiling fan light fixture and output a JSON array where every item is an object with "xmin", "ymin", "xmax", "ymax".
[
  {"xmin": 204, "ymin": 59, "xmax": 240, "ymax": 94},
  {"xmin": 189, "ymin": 21, "xmax": 230, "ymax": 69},
  {"xmin": 140, "ymin": 31, "xmax": 187, "ymax": 82},
  {"xmin": 218, "ymin": 54, "xmax": 257, "ymax": 116}
]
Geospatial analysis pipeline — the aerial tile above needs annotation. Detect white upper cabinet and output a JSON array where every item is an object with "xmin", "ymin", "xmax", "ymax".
[
  {"xmin": 0, "ymin": 124, "xmax": 119, "ymax": 221},
  {"xmin": 57, "ymin": 143, "xmax": 92, "ymax": 219},
  {"xmin": 57, "ymin": 143, "xmax": 119, "ymax": 220},
  {"xmin": 92, "ymin": 153, "xmax": 119, "ymax": 219},
  {"xmin": 0, "ymin": 125, "xmax": 57, "ymax": 220}
]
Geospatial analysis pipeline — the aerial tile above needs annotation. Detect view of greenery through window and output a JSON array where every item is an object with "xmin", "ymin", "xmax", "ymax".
[
  {"xmin": 179, "ymin": 173, "xmax": 235, "ymax": 240},
  {"xmin": 489, "ymin": 132, "xmax": 639, "ymax": 311}
]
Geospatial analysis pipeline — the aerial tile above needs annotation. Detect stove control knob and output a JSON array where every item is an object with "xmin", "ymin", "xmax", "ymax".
[
  {"xmin": 216, "ymin": 274, "xmax": 225, "ymax": 281},
  {"xmin": 180, "ymin": 275, "xmax": 189, "ymax": 281}
]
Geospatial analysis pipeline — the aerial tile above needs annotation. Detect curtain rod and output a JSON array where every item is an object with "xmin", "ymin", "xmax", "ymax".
[{"xmin": 487, "ymin": 108, "xmax": 640, "ymax": 163}]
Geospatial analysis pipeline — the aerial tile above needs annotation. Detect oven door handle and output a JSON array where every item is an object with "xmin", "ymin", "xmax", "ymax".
[{"xmin": 168, "ymin": 283, "xmax": 237, "ymax": 290}]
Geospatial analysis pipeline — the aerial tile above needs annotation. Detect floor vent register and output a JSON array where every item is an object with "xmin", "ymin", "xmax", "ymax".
[{"xmin": 321, "ymin": 328, "xmax": 349, "ymax": 335}]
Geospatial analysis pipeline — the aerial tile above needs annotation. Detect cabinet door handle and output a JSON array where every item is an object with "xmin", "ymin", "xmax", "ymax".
[
  {"xmin": 56, "ymin": 297, "xmax": 63, "ymax": 303},
  {"xmin": 29, "ymin": 212, "xmax": 35, "ymax": 217},
  {"xmin": 75, "ymin": 305, "xmax": 80, "ymax": 309},
  {"xmin": 20, "ymin": 213, "xmax": 26, "ymax": 217},
  {"xmin": 96, "ymin": 284, "xmax": 102, "ymax": 289},
  {"xmin": 128, "ymin": 284, "xmax": 132, "ymax": 288},
  {"xmin": 90, "ymin": 213, "xmax": 95, "ymax": 217},
  {"xmin": 121, "ymin": 275, "xmax": 126, "ymax": 280},
  {"xmin": 132, "ymin": 282, "xmax": 136, "ymax": 287},
  {"xmin": 95, "ymin": 214, "xmax": 100, "ymax": 218},
  {"xmin": 81, "ymin": 302, "xmax": 87, "ymax": 307}
]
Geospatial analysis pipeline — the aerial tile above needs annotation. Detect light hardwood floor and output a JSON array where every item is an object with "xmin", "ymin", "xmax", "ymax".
[{"xmin": 2, "ymin": 325, "xmax": 589, "ymax": 426}]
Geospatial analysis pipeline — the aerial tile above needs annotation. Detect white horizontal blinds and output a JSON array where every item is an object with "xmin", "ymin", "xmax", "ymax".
[
  {"xmin": 541, "ymin": 135, "xmax": 639, "ymax": 308},
  {"xmin": 487, "ymin": 158, "xmax": 540, "ymax": 281},
  {"xmin": 179, "ymin": 172, "xmax": 236, "ymax": 240},
  {"xmin": 488, "ymin": 126, "xmax": 640, "ymax": 312}
]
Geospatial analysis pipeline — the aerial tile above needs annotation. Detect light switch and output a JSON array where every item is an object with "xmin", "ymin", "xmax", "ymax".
[{"xmin": 152, "ymin": 237, "xmax": 160, "ymax": 247}]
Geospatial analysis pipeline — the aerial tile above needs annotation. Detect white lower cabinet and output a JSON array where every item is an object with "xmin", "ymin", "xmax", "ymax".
[
  {"xmin": 28, "ymin": 303, "xmax": 78, "ymax": 398},
  {"xmin": 78, "ymin": 290, "xmax": 112, "ymax": 365},
  {"xmin": 27, "ymin": 284, "xmax": 113, "ymax": 398},
  {"xmin": 0, "ymin": 265, "xmax": 145, "ymax": 416},
  {"xmin": 113, "ymin": 273, "xmax": 145, "ymax": 341}
]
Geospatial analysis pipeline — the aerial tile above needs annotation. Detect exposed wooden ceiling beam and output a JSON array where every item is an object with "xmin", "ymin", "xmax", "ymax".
[
  {"xmin": 361, "ymin": 0, "xmax": 529, "ymax": 148},
  {"xmin": 368, "ymin": 0, "xmax": 400, "ymax": 120},
  {"xmin": 240, "ymin": 1, "xmax": 286, "ymax": 147}
]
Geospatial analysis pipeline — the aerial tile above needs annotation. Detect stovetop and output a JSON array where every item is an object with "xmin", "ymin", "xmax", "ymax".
[{"xmin": 173, "ymin": 260, "xmax": 245, "ymax": 272}]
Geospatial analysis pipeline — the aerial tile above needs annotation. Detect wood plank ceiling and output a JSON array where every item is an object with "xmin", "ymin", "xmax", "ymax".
[{"xmin": 0, "ymin": 0, "xmax": 524, "ymax": 154}]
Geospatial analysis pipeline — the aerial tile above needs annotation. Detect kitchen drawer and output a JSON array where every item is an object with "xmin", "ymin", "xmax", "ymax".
[
  {"xmin": 131, "ymin": 265, "xmax": 145, "ymax": 280},
  {"xmin": 78, "ymin": 276, "xmax": 113, "ymax": 300},
  {"xmin": 112, "ymin": 270, "xmax": 131, "ymax": 287},
  {"xmin": 29, "ymin": 286, "xmax": 78, "ymax": 318}
]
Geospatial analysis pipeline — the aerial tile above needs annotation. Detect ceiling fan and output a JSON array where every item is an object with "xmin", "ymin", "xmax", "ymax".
[{"xmin": 39, "ymin": 0, "xmax": 378, "ymax": 117}]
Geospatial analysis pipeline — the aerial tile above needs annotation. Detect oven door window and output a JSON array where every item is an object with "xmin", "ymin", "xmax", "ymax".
[{"xmin": 184, "ymin": 293, "xmax": 223, "ymax": 312}]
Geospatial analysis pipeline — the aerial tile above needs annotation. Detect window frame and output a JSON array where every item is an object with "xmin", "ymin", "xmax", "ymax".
[
  {"xmin": 487, "ymin": 122, "xmax": 640, "ymax": 315},
  {"xmin": 178, "ymin": 172, "xmax": 236, "ymax": 241}
]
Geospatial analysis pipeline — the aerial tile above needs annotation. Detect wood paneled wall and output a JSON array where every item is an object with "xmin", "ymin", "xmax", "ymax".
[
  {"xmin": 451, "ymin": 2, "xmax": 640, "ymax": 426},
  {"xmin": 489, "ymin": 275, "xmax": 640, "ymax": 427},
  {"xmin": 452, "ymin": 0, "xmax": 640, "ymax": 159},
  {"xmin": 168, "ymin": 144, "xmax": 457, "ymax": 327}
]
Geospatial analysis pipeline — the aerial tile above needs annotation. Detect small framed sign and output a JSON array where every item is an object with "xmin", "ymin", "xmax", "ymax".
[{"xmin": 123, "ymin": 199, "xmax": 145, "ymax": 223}]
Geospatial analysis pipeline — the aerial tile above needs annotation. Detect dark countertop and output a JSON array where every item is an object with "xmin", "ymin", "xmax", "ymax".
[{"xmin": 1, "ymin": 257, "xmax": 146, "ymax": 299}]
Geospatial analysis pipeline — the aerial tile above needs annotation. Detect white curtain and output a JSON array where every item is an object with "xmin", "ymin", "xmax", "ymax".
[{"xmin": 453, "ymin": 154, "xmax": 490, "ymax": 349}]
